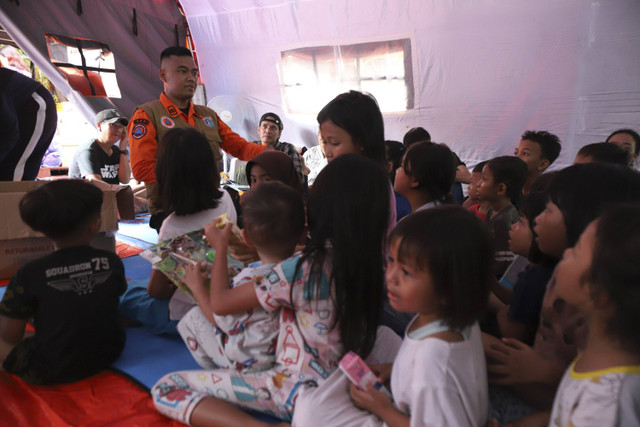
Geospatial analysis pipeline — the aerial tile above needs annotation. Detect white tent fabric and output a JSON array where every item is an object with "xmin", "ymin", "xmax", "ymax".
[
  {"xmin": 2, "ymin": 0, "xmax": 639, "ymax": 168},
  {"xmin": 180, "ymin": 0, "xmax": 640, "ymax": 168},
  {"xmin": 0, "ymin": 0, "xmax": 185, "ymax": 119}
]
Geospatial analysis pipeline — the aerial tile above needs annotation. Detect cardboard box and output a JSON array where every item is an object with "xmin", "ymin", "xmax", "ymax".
[
  {"xmin": 89, "ymin": 180, "xmax": 136, "ymax": 221},
  {"xmin": 0, "ymin": 233, "xmax": 115, "ymax": 280},
  {"xmin": 0, "ymin": 180, "xmax": 123, "ymax": 279}
]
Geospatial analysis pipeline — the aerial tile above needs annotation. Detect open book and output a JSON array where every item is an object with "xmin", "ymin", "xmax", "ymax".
[{"xmin": 140, "ymin": 215, "xmax": 245, "ymax": 300}]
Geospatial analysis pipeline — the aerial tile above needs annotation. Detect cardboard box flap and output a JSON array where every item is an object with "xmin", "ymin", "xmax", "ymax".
[
  {"xmin": 89, "ymin": 180, "xmax": 135, "ymax": 221},
  {"xmin": 0, "ymin": 181, "xmax": 42, "ymax": 193},
  {"xmin": 115, "ymin": 185, "xmax": 135, "ymax": 220},
  {"xmin": 0, "ymin": 180, "xmax": 120, "ymax": 240}
]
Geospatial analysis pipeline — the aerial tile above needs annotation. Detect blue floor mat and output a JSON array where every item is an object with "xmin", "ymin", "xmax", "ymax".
[
  {"xmin": 123, "ymin": 254, "xmax": 153, "ymax": 281},
  {"xmin": 112, "ymin": 326, "xmax": 199, "ymax": 390},
  {"xmin": 117, "ymin": 213, "xmax": 158, "ymax": 245}
]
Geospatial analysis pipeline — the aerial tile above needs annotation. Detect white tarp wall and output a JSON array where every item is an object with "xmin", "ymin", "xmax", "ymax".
[{"xmin": 181, "ymin": 0, "xmax": 640, "ymax": 169}]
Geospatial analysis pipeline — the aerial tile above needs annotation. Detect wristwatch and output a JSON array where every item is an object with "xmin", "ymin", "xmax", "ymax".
[{"xmin": 120, "ymin": 149, "xmax": 129, "ymax": 156}]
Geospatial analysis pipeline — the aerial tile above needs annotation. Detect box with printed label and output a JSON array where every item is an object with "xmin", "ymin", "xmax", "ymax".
[{"xmin": 0, "ymin": 181, "xmax": 120, "ymax": 279}]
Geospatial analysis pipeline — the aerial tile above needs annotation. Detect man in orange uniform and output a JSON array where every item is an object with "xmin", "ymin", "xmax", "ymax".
[{"xmin": 128, "ymin": 46, "xmax": 264, "ymax": 230}]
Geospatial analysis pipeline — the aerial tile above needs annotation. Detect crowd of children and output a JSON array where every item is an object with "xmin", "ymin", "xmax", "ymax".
[{"xmin": 1, "ymin": 87, "xmax": 639, "ymax": 427}]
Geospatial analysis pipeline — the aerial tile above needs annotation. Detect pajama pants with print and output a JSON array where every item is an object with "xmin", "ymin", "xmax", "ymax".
[{"xmin": 152, "ymin": 365, "xmax": 316, "ymax": 423}]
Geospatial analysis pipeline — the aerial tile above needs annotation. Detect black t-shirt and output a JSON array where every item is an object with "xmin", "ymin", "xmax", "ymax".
[
  {"xmin": 69, "ymin": 140, "xmax": 122, "ymax": 184},
  {"xmin": 0, "ymin": 246, "xmax": 126, "ymax": 384},
  {"xmin": 508, "ymin": 264, "xmax": 555, "ymax": 326}
]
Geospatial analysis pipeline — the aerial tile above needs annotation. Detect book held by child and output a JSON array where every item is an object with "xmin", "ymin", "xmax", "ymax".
[{"xmin": 140, "ymin": 214, "xmax": 245, "ymax": 300}]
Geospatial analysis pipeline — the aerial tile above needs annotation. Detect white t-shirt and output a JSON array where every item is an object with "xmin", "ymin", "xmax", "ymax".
[
  {"xmin": 157, "ymin": 190, "xmax": 237, "ymax": 242},
  {"xmin": 389, "ymin": 320, "xmax": 488, "ymax": 427},
  {"xmin": 291, "ymin": 319, "xmax": 487, "ymax": 427},
  {"xmin": 157, "ymin": 190, "xmax": 237, "ymax": 320},
  {"xmin": 550, "ymin": 358, "xmax": 640, "ymax": 427}
]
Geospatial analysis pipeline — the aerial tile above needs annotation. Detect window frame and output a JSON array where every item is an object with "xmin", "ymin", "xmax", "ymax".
[
  {"xmin": 279, "ymin": 37, "xmax": 414, "ymax": 115},
  {"xmin": 45, "ymin": 33, "xmax": 120, "ymax": 98}
]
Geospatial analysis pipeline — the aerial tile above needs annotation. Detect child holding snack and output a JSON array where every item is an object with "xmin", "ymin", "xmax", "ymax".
[
  {"xmin": 294, "ymin": 206, "xmax": 493, "ymax": 426},
  {"xmin": 0, "ymin": 180, "xmax": 126, "ymax": 385},
  {"xmin": 549, "ymin": 205, "xmax": 640, "ymax": 426},
  {"xmin": 178, "ymin": 181, "xmax": 306, "ymax": 372},
  {"xmin": 151, "ymin": 154, "xmax": 390, "ymax": 425},
  {"xmin": 476, "ymin": 156, "xmax": 528, "ymax": 277}
]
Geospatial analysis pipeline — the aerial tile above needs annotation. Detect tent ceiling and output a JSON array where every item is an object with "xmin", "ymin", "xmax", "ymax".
[
  {"xmin": 180, "ymin": 0, "xmax": 295, "ymax": 17},
  {"xmin": 1, "ymin": 0, "xmax": 186, "ymax": 121}
]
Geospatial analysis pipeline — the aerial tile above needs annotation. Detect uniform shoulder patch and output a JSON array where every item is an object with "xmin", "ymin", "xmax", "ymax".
[
  {"xmin": 133, "ymin": 118, "xmax": 149, "ymax": 125},
  {"xmin": 132, "ymin": 124, "xmax": 147, "ymax": 139}
]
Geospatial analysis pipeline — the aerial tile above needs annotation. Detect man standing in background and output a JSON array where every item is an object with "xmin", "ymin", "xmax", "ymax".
[{"xmin": 128, "ymin": 46, "xmax": 264, "ymax": 230}]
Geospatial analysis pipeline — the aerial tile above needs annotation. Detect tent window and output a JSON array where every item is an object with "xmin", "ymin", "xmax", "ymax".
[
  {"xmin": 280, "ymin": 39, "xmax": 413, "ymax": 114},
  {"xmin": 45, "ymin": 33, "xmax": 121, "ymax": 98}
]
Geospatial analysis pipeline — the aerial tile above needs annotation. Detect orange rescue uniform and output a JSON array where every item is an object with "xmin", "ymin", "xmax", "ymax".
[
  {"xmin": 128, "ymin": 93, "xmax": 264, "ymax": 213},
  {"xmin": 129, "ymin": 92, "xmax": 264, "ymax": 183}
]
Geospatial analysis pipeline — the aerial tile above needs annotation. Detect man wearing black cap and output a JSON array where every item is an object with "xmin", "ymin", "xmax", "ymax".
[
  {"xmin": 69, "ymin": 109, "xmax": 131, "ymax": 185},
  {"xmin": 255, "ymin": 112, "xmax": 306, "ymax": 183}
]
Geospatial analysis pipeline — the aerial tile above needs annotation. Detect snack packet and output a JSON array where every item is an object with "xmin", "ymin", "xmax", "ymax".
[{"xmin": 339, "ymin": 351, "xmax": 392, "ymax": 398}]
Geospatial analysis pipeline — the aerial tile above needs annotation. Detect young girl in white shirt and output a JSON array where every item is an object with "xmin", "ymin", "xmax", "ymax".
[{"xmin": 293, "ymin": 205, "xmax": 493, "ymax": 427}]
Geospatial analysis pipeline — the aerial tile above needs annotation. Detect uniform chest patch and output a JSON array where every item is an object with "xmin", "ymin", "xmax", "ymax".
[
  {"xmin": 161, "ymin": 116, "xmax": 175, "ymax": 128},
  {"xmin": 132, "ymin": 124, "xmax": 147, "ymax": 139},
  {"xmin": 203, "ymin": 117, "xmax": 215, "ymax": 128}
]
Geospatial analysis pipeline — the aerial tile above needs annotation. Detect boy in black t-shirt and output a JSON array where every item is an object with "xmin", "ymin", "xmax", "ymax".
[{"xmin": 0, "ymin": 180, "xmax": 126, "ymax": 385}]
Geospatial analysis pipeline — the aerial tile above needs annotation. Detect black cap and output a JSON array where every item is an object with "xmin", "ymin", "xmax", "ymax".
[
  {"xmin": 95, "ymin": 109, "xmax": 129, "ymax": 126},
  {"xmin": 259, "ymin": 112, "xmax": 283, "ymax": 131}
]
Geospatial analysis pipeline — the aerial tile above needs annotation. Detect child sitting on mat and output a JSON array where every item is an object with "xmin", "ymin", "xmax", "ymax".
[
  {"xmin": 293, "ymin": 206, "xmax": 493, "ymax": 426},
  {"xmin": 0, "ymin": 180, "xmax": 126, "ymax": 385},
  {"xmin": 178, "ymin": 181, "xmax": 306, "ymax": 372}
]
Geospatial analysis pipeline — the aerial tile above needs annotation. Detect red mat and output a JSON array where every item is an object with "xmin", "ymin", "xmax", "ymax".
[
  {"xmin": 0, "ymin": 370, "xmax": 185, "ymax": 426},
  {"xmin": 116, "ymin": 240, "xmax": 145, "ymax": 258}
]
